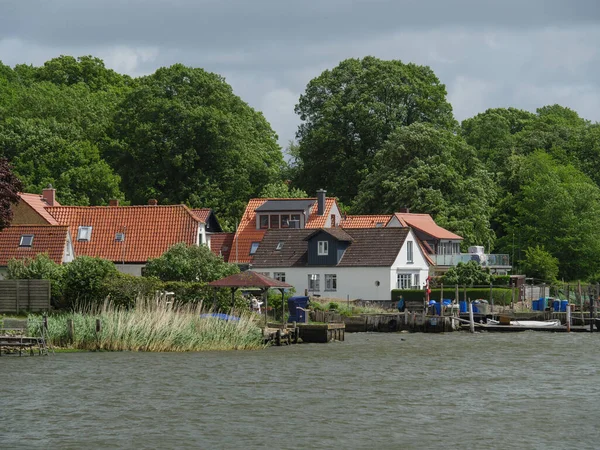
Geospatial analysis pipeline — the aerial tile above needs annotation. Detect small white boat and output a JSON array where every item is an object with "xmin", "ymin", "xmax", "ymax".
[{"xmin": 487, "ymin": 319, "xmax": 562, "ymax": 327}]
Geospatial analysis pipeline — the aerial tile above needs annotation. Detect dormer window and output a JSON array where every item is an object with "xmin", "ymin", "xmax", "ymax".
[
  {"xmin": 276, "ymin": 241, "xmax": 284, "ymax": 251},
  {"xmin": 77, "ymin": 226, "xmax": 92, "ymax": 242},
  {"xmin": 318, "ymin": 240, "xmax": 328, "ymax": 256},
  {"xmin": 270, "ymin": 215, "xmax": 280, "ymax": 229},
  {"xmin": 259, "ymin": 215, "xmax": 269, "ymax": 229},
  {"xmin": 250, "ymin": 242, "xmax": 260, "ymax": 255},
  {"xmin": 19, "ymin": 235, "xmax": 34, "ymax": 247}
]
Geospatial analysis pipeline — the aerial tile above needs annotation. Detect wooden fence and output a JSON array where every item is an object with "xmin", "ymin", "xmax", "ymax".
[{"xmin": 0, "ymin": 280, "xmax": 51, "ymax": 313}]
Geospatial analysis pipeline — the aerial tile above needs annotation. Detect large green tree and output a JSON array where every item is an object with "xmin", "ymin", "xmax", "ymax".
[
  {"xmin": 0, "ymin": 157, "xmax": 23, "ymax": 230},
  {"xmin": 110, "ymin": 64, "xmax": 283, "ymax": 226},
  {"xmin": 292, "ymin": 56, "xmax": 455, "ymax": 203},
  {"xmin": 353, "ymin": 123, "xmax": 496, "ymax": 247}
]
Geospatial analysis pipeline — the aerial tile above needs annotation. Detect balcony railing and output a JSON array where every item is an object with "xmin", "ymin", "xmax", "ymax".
[{"xmin": 433, "ymin": 253, "xmax": 511, "ymax": 267}]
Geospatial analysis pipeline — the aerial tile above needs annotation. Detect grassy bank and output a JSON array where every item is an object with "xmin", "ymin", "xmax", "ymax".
[{"xmin": 29, "ymin": 299, "xmax": 265, "ymax": 352}]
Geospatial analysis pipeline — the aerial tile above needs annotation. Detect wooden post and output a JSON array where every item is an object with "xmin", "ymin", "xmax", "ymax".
[
  {"xmin": 468, "ymin": 301, "xmax": 475, "ymax": 333},
  {"xmin": 578, "ymin": 281, "xmax": 584, "ymax": 326},
  {"xmin": 489, "ymin": 282, "xmax": 494, "ymax": 316},
  {"xmin": 511, "ymin": 285, "xmax": 515, "ymax": 312},
  {"xmin": 280, "ymin": 288, "xmax": 285, "ymax": 326},
  {"xmin": 440, "ymin": 283, "xmax": 444, "ymax": 316},
  {"xmin": 43, "ymin": 315, "xmax": 48, "ymax": 332},
  {"xmin": 404, "ymin": 309, "xmax": 408, "ymax": 325},
  {"xmin": 589, "ymin": 286, "xmax": 595, "ymax": 333},
  {"xmin": 566, "ymin": 301, "xmax": 571, "ymax": 332},
  {"xmin": 96, "ymin": 319, "xmax": 101, "ymax": 334},
  {"xmin": 276, "ymin": 329, "xmax": 282, "ymax": 346},
  {"xmin": 263, "ymin": 289, "xmax": 268, "ymax": 324},
  {"xmin": 67, "ymin": 319, "xmax": 74, "ymax": 344}
]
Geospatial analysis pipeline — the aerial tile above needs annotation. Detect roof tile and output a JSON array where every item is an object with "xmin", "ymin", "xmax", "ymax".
[
  {"xmin": 0, "ymin": 225, "xmax": 69, "ymax": 265},
  {"xmin": 18, "ymin": 193, "xmax": 62, "ymax": 225},
  {"xmin": 394, "ymin": 213, "xmax": 463, "ymax": 240},
  {"xmin": 341, "ymin": 215, "xmax": 392, "ymax": 228}
]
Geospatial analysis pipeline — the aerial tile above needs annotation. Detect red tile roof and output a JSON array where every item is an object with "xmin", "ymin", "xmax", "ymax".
[
  {"xmin": 0, "ymin": 225, "xmax": 69, "ymax": 265},
  {"xmin": 46, "ymin": 205, "xmax": 201, "ymax": 263},
  {"xmin": 210, "ymin": 232, "xmax": 234, "ymax": 261},
  {"xmin": 18, "ymin": 193, "xmax": 61, "ymax": 225},
  {"xmin": 191, "ymin": 208, "xmax": 212, "ymax": 224},
  {"xmin": 230, "ymin": 197, "xmax": 338, "ymax": 263},
  {"xmin": 341, "ymin": 215, "xmax": 393, "ymax": 228},
  {"xmin": 394, "ymin": 213, "xmax": 463, "ymax": 240}
]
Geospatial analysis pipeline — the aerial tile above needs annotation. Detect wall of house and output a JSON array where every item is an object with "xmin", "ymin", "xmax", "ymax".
[
  {"xmin": 254, "ymin": 266, "xmax": 393, "ymax": 301},
  {"xmin": 324, "ymin": 202, "xmax": 343, "ymax": 228},
  {"xmin": 389, "ymin": 229, "xmax": 430, "ymax": 290},
  {"xmin": 307, "ymin": 232, "xmax": 342, "ymax": 265},
  {"xmin": 115, "ymin": 263, "xmax": 146, "ymax": 277},
  {"xmin": 11, "ymin": 202, "xmax": 49, "ymax": 225}
]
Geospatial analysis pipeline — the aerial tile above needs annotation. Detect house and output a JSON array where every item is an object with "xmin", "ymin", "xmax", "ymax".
[
  {"xmin": 45, "ymin": 200, "xmax": 222, "ymax": 276},
  {"xmin": 228, "ymin": 190, "xmax": 342, "ymax": 264},
  {"xmin": 251, "ymin": 227, "xmax": 430, "ymax": 301},
  {"xmin": 0, "ymin": 225, "xmax": 74, "ymax": 279},
  {"xmin": 11, "ymin": 187, "xmax": 61, "ymax": 225}
]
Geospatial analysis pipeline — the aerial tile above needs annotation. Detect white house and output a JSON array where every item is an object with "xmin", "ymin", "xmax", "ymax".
[{"xmin": 251, "ymin": 227, "xmax": 430, "ymax": 301}]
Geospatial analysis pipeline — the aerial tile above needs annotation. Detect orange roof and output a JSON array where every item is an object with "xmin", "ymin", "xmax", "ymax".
[
  {"xmin": 46, "ymin": 205, "xmax": 200, "ymax": 263},
  {"xmin": 210, "ymin": 232, "xmax": 234, "ymax": 261},
  {"xmin": 191, "ymin": 208, "xmax": 212, "ymax": 224},
  {"xmin": 394, "ymin": 213, "xmax": 463, "ymax": 240},
  {"xmin": 18, "ymin": 193, "xmax": 61, "ymax": 225},
  {"xmin": 230, "ymin": 197, "xmax": 338, "ymax": 263},
  {"xmin": 0, "ymin": 225, "xmax": 69, "ymax": 265},
  {"xmin": 341, "ymin": 215, "xmax": 393, "ymax": 228}
]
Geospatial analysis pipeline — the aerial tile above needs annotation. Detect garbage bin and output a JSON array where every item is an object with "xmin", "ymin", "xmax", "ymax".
[{"xmin": 288, "ymin": 296, "xmax": 309, "ymax": 323}]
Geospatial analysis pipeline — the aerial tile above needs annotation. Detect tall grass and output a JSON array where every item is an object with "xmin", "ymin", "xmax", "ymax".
[{"xmin": 30, "ymin": 298, "xmax": 265, "ymax": 352}]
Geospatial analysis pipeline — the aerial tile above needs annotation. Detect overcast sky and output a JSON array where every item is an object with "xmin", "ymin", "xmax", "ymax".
[{"xmin": 1, "ymin": 0, "xmax": 599, "ymax": 148}]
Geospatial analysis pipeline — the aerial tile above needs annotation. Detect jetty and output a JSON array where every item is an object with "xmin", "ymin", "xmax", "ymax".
[{"xmin": 0, "ymin": 318, "xmax": 50, "ymax": 356}]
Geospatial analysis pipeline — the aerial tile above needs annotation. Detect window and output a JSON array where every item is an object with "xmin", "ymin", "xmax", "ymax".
[
  {"xmin": 259, "ymin": 215, "xmax": 269, "ymax": 229},
  {"xmin": 270, "ymin": 215, "xmax": 280, "ymax": 229},
  {"xmin": 289, "ymin": 214, "xmax": 301, "ymax": 228},
  {"xmin": 115, "ymin": 233, "xmax": 125, "ymax": 242},
  {"xmin": 318, "ymin": 240, "xmax": 328, "ymax": 256},
  {"xmin": 407, "ymin": 241, "xmax": 413, "ymax": 263},
  {"xmin": 325, "ymin": 274, "xmax": 337, "ymax": 291},
  {"xmin": 276, "ymin": 241, "xmax": 284, "ymax": 251},
  {"xmin": 77, "ymin": 226, "xmax": 92, "ymax": 241},
  {"xmin": 413, "ymin": 274, "xmax": 420, "ymax": 289},
  {"xmin": 331, "ymin": 214, "xmax": 336, "ymax": 227},
  {"xmin": 375, "ymin": 222, "xmax": 383, "ymax": 228},
  {"xmin": 274, "ymin": 272, "xmax": 286, "ymax": 282},
  {"xmin": 249, "ymin": 242, "xmax": 260, "ymax": 255},
  {"xmin": 19, "ymin": 235, "xmax": 34, "ymax": 247},
  {"xmin": 308, "ymin": 274, "xmax": 320, "ymax": 292},
  {"xmin": 397, "ymin": 273, "xmax": 411, "ymax": 289},
  {"xmin": 281, "ymin": 214, "xmax": 290, "ymax": 228}
]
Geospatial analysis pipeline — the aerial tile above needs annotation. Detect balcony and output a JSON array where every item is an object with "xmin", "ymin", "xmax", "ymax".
[{"xmin": 433, "ymin": 253, "xmax": 511, "ymax": 268}]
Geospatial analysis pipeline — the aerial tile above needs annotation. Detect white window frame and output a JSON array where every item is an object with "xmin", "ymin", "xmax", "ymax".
[
  {"xmin": 308, "ymin": 274, "xmax": 320, "ymax": 292},
  {"xmin": 77, "ymin": 226, "xmax": 92, "ymax": 242},
  {"xmin": 413, "ymin": 274, "xmax": 420, "ymax": 289},
  {"xmin": 407, "ymin": 241, "xmax": 413, "ymax": 263},
  {"xmin": 325, "ymin": 274, "xmax": 337, "ymax": 292},
  {"xmin": 318, "ymin": 240, "xmax": 329, "ymax": 256},
  {"xmin": 274, "ymin": 272, "xmax": 286, "ymax": 282},
  {"xmin": 397, "ymin": 273, "xmax": 411, "ymax": 289},
  {"xmin": 249, "ymin": 242, "xmax": 260, "ymax": 255},
  {"xmin": 19, "ymin": 235, "xmax": 34, "ymax": 247}
]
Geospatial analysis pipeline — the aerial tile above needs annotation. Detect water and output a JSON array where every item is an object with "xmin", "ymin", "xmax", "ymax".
[{"xmin": 1, "ymin": 332, "xmax": 599, "ymax": 449}]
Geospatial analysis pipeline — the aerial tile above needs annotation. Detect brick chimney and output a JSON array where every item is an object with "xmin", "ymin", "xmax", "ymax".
[
  {"xmin": 109, "ymin": 199, "xmax": 119, "ymax": 207},
  {"xmin": 42, "ymin": 184, "xmax": 56, "ymax": 206},
  {"xmin": 316, "ymin": 189, "xmax": 326, "ymax": 215},
  {"xmin": 148, "ymin": 199, "xmax": 158, "ymax": 206},
  {"xmin": 399, "ymin": 207, "xmax": 410, "ymax": 213}
]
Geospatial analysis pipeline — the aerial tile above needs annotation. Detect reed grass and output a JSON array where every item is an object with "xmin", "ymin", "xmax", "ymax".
[{"xmin": 30, "ymin": 298, "xmax": 265, "ymax": 352}]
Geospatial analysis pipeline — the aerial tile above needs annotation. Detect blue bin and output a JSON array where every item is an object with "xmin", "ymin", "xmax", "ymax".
[
  {"xmin": 472, "ymin": 302, "xmax": 479, "ymax": 313},
  {"xmin": 459, "ymin": 301, "xmax": 467, "ymax": 313},
  {"xmin": 532, "ymin": 299, "xmax": 539, "ymax": 311},
  {"xmin": 553, "ymin": 300, "xmax": 561, "ymax": 312},
  {"xmin": 287, "ymin": 296, "xmax": 309, "ymax": 323},
  {"xmin": 560, "ymin": 300, "xmax": 569, "ymax": 312},
  {"xmin": 538, "ymin": 297, "xmax": 548, "ymax": 311}
]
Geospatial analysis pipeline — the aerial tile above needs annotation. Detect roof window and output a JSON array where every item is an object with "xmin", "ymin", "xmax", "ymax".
[
  {"xmin": 250, "ymin": 242, "xmax": 260, "ymax": 255},
  {"xmin": 19, "ymin": 235, "xmax": 34, "ymax": 247},
  {"xmin": 375, "ymin": 222, "xmax": 384, "ymax": 228},
  {"xmin": 77, "ymin": 226, "xmax": 93, "ymax": 242},
  {"xmin": 115, "ymin": 232, "xmax": 125, "ymax": 242},
  {"xmin": 276, "ymin": 241, "xmax": 284, "ymax": 251}
]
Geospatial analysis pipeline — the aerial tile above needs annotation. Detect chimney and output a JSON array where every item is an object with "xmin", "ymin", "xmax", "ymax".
[
  {"xmin": 399, "ymin": 207, "xmax": 410, "ymax": 213},
  {"xmin": 109, "ymin": 199, "xmax": 119, "ymax": 207},
  {"xmin": 42, "ymin": 184, "xmax": 56, "ymax": 206},
  {"xmin": 148, "ymin": 199, "xmax": 158, "ymax": 206},
  {"xmin": 317, "ymin": 189, "xmax": 326, "ymax": 215}
]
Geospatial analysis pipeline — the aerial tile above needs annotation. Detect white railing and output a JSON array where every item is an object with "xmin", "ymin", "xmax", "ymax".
[{"xmin": 433, "ymin": 254, "xmax": 510, "ymax": 267}]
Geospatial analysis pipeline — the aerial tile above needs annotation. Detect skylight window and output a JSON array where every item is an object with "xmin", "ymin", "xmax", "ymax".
[
  {"xmin": 375, "ymin": 222, "xmax": 383, "ymax": 228},
  {"xmin": 276, "ymin": 241, "xmax": 284, "ymax": 251},
  {"xmin": 19, "ymin": 235, "xmax": 34, "ymax": 247},
  {"xmin": 115, "ymin": 232, "xmax": 125, "ymax": 242},
  {"xmin": 250, "ymin": 242, "xmax": 260, "ymax": 255},
  {"xmin": 77, "ymin": 226, "xmax": 93, "ymax": 242}
]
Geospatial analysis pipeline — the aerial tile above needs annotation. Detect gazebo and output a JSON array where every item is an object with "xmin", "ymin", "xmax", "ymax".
[{"xmin": 207, "ymin": 271, "xmax": 293, "ymax": 321}]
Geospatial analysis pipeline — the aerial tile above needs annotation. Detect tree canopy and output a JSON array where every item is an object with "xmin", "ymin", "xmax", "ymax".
[{"xmin": 0, "ymin": 157, "xmax": 23, "ymax": 231}]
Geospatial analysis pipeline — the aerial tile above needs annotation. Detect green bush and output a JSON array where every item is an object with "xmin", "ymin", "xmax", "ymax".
[
  {"xmin": 101, "ymin": 273, "xmax": 162, "ymax": 307},
  {"xmin": 491, "ymin": 275, "xmax": 510, "ymax": 286},
  {"xmin": 391, "ymin": 288, "xmax": 514, "ymax": 306},
  {"xmin": 62, "ymin": 256, "xmax": 118, "ymax": 306},
  {"xmin": 6, "ymin": 253, "xmax": 65, "ymax": 306}
]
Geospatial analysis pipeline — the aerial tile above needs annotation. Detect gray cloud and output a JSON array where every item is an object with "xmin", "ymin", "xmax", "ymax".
[{"xmin": 1, "ymin": 1, "xmax": 599, "ymax": 147}]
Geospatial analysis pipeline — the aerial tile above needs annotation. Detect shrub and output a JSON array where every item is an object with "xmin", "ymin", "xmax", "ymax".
[
  {"xmin": 101, "ymin": 273, "xmax": 163, "ymax": 307},
  {"xmin": 62, "ymin": 256, "xmax": 118, "ymax": 306},
  {"xmin": 520, "ymin": 245, "xmax": 559, "ymax": 283},
  {"xmin": 6, "ymin": 253, "xmax": 65, "ymax": 306}
]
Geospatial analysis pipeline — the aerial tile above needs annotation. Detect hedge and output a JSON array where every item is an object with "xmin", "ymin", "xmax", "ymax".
[{"xmin": 391, "ymin": 288, "xmax": 514, "ymax": 306}]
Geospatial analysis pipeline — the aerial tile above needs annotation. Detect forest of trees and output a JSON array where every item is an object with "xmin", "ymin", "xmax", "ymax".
[{"xmin": 1, "ymin": 55, "xmax": 600, "ymax": 282}]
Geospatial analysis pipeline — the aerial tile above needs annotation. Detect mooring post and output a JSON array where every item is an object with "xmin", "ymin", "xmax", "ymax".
[
  {"xmin": 489, "ymin": 282, "xmax": 494, "ymax": 316},
  {"xmin": 566, "ymin": 302, "xmax": 571, "ymax": 332},
  {"xmin": 468, "ymin": 301, "xmax": 475, "ymax": 333},
  {"xmin": 67, "ymin": 319, "xmax": 74, "ymax": 344}
]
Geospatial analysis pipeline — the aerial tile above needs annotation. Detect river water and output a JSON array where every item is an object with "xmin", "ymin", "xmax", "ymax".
[{"xmin": 1, "ymin": 332, "xmax": 599, "ymax": 449}]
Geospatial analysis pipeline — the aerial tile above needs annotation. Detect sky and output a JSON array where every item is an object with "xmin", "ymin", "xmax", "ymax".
[{"xmin": 1, "ymin": 0, "xmax": 599, "ymax": 148}]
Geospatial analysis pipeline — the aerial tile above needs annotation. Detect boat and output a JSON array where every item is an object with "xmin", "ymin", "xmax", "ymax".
[{"xmin": 487, "ymin": 319, "xmax": 561, "ymax": 327}]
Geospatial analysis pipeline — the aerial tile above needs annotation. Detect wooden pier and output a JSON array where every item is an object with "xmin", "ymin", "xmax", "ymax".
[
  {"xmin": 0, "ymin": 319, "xmax": 50, "ymax": 356},
  {"xmin": 263, "ymin": 321, "xmax": 346, "ymax": 345}
]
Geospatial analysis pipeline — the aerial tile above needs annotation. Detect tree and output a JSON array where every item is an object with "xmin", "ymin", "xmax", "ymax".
[
  {"xmin": 442, "ymin": 261, "xmax": 491, "ymax": 286},
  {"xmin": 292, "ymin": 56, "xmax": 455, "ymax": 203},
  {"xmin": 62, "ymin": 256, "xmax": 118, "ymax": 305},
  {"xmin": 353, "ymin": 123, "xmax": 496, "ymax": 247},
  {"xmin": 519, "ymin": 246, "xmax": 559, "ymax": 284},
  {"xmin": 0, "ymin": 157, "xmax": 23, "ymax": 231},
  {"xmin": 144, "ymin": 243, "xmax": 239, "ymax": 283},
  {"xmin": 110, "ymin": 64, "xmax": 283, "ymax": 224},
  {"xmin": 258, "ymin": 182, "xmax": 307, "ymax": 198}
]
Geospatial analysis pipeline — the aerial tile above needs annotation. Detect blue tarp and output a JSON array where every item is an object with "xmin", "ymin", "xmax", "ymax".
[{"xmin": 200, "ymin": 313, "xmax": 240, "ymax": 322}]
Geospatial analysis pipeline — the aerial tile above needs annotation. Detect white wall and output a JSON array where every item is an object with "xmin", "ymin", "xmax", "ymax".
[
  {"xmin": 115, "ymin": 264, "xmax": 146, "ymax": 277},
  {"xmin": 256, "ymin": 266, "xmax": 393, "ymax": 301},
  {"xmin": 324, "ymin": 202, "xmax": 343, "ymax": 228},
  {"xmin": 389, "ymin": 229, "xmax": 430, "ymax": 290},
  {"xmin": 63, "ymin": 232, "xmax": 75, "ymax": 263}
]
